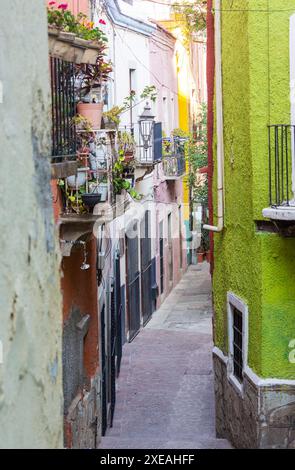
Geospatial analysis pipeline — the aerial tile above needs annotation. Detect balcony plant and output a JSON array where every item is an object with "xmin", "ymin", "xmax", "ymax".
[
  {"xmin": 71, "ymin": 114, "xmax": 95, "ymax": 166},
  {"xmin": 75, "ymin": 54, "xmax": 112, "ymax": 129},
  {"xmin": 47, "ymin": 3, "xmax": 108, "ymax": 63},
  {"xmin": 47, "ymin": 3, "xmax": 108, "ymax": 43},
  {"xmin": 102, "ymin": 106, "xmax": 125, "ymax": 129},
  {"xmin": 118, "ymin": 131, "xmax": 136, "ymax": 162},
  {"xmin": 113, "ymin": 152, "xmax": 141, "ymax": 200},
  {"xmin": 102, "ymin": 86, "xmax": 157, "ymax": 130}
]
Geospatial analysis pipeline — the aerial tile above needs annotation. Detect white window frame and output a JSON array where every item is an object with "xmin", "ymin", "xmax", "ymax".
[{"xmin": 227, "ymin": 292, "xmax": 249, "ymax": 395}]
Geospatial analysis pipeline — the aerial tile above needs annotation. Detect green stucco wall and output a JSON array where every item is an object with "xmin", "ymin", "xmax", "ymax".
[{"xmin": 213, "ymin": 0, "xmax": 295, "ymax": 379}]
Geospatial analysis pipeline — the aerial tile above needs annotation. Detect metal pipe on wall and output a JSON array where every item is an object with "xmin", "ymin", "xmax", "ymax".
[{"xmin": 203, "ymin": 0, "xmax": 224, "ymax": 233}]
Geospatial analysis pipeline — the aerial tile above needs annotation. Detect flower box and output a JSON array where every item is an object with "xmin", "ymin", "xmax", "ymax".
[{"xmin": 48, "ymin": 27, "xmax": 100, "ymax": 65}]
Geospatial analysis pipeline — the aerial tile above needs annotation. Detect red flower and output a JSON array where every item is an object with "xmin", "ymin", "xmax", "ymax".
[
  {"xmin": 49, "ymin": 1, "xmax": 56, "ymax": 5},
  {"xmin": 58, "ymin": 3, "xmax": 68, "ymax": 9},
  {"xmin": 99, "ymin": 19, "xmax": 106, "ymax": 25}
]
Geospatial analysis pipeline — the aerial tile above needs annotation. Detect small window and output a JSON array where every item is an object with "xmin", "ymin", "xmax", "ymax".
[
  {"xmin": 227, "ymin": 292, "xmax": 248, "ymax": 391},
  {"xmin": 233, "ymin": 307, "xmax": 243, "ymax": 382}
]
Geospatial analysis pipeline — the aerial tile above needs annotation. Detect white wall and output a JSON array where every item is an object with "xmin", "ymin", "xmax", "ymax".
[{"xmin": 0, "ymin": 0, "xmax": 63, "ymax": 448}]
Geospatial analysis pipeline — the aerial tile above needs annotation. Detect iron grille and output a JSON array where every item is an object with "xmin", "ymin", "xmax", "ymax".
[
  {"xmin": 162, "ymin": 136, "xmax": 186, "ymax": 177},
  {"xmin": 110, "ymin": 286, "xmax": 116, "ymax": 427},
  {"xmin": 50, "ymin": 57, "xmax": 77, "ymax": 162},
  {"xmin": 268, "ymin": 125, "xmax": 294, "ymax": 207},
  {"xmin": 233, "ymin": 307, "xmax": 243, "ymax": 383},
  {"xmin": 100, "ymin": 304, "xmax": 107, "ymax": 436}
]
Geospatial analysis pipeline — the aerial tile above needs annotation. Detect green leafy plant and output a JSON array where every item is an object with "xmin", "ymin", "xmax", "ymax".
[
  {"xmin": 171, "ymin": 128, "xmax": 189, "ymax": 139},
  {"xmin": 187, "ymin": 103, "xmax": 208, "ymax": 202},
  {"xmin": 47, "ymin": 4, "xmax": 112, "ymax": 101},
  {"xmin": 47, "ymin": 3, "xmax": 108, "ymax": 43},
  {"xmin": 140, "ymin": 85, "xmax": 158, "ymax": 103},
  {"xmin": 103, "ymin": 106, "xmax": 125, "ymax": 128},
  {"xmin": 187, "ymin": 104, "xmax": 209, "ymax": 253},
  {"xmin": 58, "ymin": 179, "xmax": 87, "ymax": 214},
  {"xmin": 75, "ymin": 55, "xmax": 113, "ymax": 102},
  {"xmin": 118, "ymin": 131, "xmax": 136, "ymax": 155},
  {"xmin": 112, "ymin": 151, "xmax": 141, "ymax": 199},
  {"xmin": 103, "ymin": 87, "xmax": 157, "ymax": 128},
  {"xmin": 172, "ymin": 1, "xmax": 207, "ymax": 48}
]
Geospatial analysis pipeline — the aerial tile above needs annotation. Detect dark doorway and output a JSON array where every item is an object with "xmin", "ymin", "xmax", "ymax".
[
  {"xmin": 140, "ymin": 210, "xmax": 153, "ymax": 325},
  {"xmin": 159, "ymin": 220, "xmax": 164, "ymax": 294},
  {"xmin": 126, "ymin": 223, "xmax": 141, "ymax": 341},
  {"xmin": 168, "ymin": 213, "xmax": 173, "ymax": 287}
]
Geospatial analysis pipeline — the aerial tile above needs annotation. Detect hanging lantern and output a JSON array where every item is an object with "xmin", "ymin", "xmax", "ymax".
[{"xmin": 138, "ymin": 102, "xmax": 155, "ymax": 164}]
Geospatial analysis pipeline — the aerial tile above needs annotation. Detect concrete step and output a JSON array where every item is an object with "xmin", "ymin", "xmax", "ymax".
[{"xmin": 99, "ymin": 436, "xmax": 232, "ymax": 449}]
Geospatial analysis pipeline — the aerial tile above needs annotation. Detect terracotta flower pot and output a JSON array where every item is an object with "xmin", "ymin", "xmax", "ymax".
[
  {"xmin": 197, "ymin": 252, "xmax": 205, "ymax": 263},
  {"xmin": 206, "ymin": 251, "xmax": 211, "ymax": 263},
  {"xmin": 77, "ymin": 102, "xmax": 103, "ymax": 130},
  {"xmin": 124, "ymin": 152, "xmax": 134, "ymax": 163}
]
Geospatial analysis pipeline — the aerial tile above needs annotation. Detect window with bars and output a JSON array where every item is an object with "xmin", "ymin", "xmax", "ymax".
[{"xmin": 233, "ymin": 307, "xmax": 243, "ymax": 383}]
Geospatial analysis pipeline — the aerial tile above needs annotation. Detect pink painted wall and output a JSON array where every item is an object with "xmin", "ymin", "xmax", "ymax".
[
  {"xmin": 47, "ymin": 0, "xmax": 90, "ymax": 16},
  {"xmin": 149, "ymin": 24, "xmax": 179, "ymax": 135}
]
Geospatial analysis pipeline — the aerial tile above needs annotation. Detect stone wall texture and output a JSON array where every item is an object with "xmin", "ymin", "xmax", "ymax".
[
  {"xmin": 0, "ymin": 0, "xmax": 63, "ymax": 448},
  {"xmin": 65, "ymin": 374, "xmax": 101, "ymax": 449},
  {"xmin": 214, "ymin": 353, "xmax": 295, "ymax": 448}
]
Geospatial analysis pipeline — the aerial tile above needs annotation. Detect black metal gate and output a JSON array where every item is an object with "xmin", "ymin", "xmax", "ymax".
[
  {"xmin": 141, "ymin": 211, "xmax": 153, "ymax": 325},
  {"xmin": 100, "ymin": 304, "xmax": 107, "ymax": 436},
  {"xmin": 115, "ymin": 253, "xmax": 123, "ymax": 377},
  {"xmin": 110, "ymin": 284, "xmax": 116, "ymax": 427},
  {"xmin": 159, "ymin": 221, "xmax": 164, "ymax": 294},
  {"xmin": 126, "ymin": 224, "xmax": 141, "ymax": 341},
  {"xmin": 101, "ymin": 252, "xmax": 123, "ymax": 435}
]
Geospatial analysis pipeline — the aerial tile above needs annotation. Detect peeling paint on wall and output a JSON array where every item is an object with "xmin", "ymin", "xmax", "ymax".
[{"xmin": 0, "ymin": 0, "xmax": 63, "ymax": 448}]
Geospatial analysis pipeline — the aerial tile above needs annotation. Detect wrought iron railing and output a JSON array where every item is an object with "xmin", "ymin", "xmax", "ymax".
[
  {"xmin": 268, "ymin": 125, "xmax": 294, "ymax": 207},
  {"xmin": 162, "ymin": 136, "xmax": 186, "ymax": 178},
  {"xmin": 50, "ymin": 57, "xmax": 77, "ymax": 163}
]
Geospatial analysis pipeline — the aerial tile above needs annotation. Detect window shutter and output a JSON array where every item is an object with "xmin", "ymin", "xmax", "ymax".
[{"xmin": 153, "ymin": 122, "xmax": 163, "ymax": 161}]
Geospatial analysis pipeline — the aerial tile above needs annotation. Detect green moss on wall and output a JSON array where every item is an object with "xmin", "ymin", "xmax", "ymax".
[{"xmin": 213, "ymin": 0, "xmax": 295, "ymax": 379}]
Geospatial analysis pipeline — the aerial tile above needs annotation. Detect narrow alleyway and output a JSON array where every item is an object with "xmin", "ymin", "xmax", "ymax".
[{"xmin": 100, "ymin": 264, "xmax": 232, "ymax": 449}]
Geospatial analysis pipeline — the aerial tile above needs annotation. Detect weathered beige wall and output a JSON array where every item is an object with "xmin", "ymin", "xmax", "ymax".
[{"xmin": 0, "ymin": 0, "xmax": 63, "ymax": 448}]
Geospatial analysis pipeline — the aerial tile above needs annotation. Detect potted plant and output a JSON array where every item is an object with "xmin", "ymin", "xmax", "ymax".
[
  {"xmin": 81, "ymin": 191, "xmax": 102, "ymax": 212},
  {"xmin": 89, "ymin": 178, "xmax": 108, "ymax": 202},
  {"xmin": 197, "ymin": 250, "xmax": 205, "ymax": 263},
  {"xmin": 71, "ymin": 114, "xmax": 95, "ymax": 166},
  {"xmin": 47, "ymin": 4, "xmax": 108, "ymax": 64},
  {"xmin": 102, "ymin": 105, "xmax": 124, "ymax": 130},
  {"xmin": 118, "ymin": 131, "xmax": 136, "ymax": 161},
  {"xmin": 112, "ymin": 154, "xmax": 141, "ymax": 199},
  {"xmin": 75, "ymin": 54, "xmax": 112, "ymax": 129}
]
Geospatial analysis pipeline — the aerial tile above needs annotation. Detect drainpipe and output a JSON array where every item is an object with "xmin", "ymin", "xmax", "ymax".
[{"xmin": 203, "ymin": 0, "xmax": 224, "ymax": 233}]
